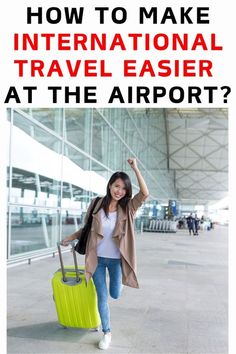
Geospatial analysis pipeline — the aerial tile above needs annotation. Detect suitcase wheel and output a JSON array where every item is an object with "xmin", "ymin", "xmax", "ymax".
[
  {"xmin": 90, "ymin": 326, "xmax": 100, "ymax": 332},
  {"xmin": 58, "ymin": 323, "xmax": 67, "ymax": 329}
]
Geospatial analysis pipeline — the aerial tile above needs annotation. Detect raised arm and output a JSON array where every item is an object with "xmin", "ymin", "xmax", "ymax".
[{"xmin": 127, "ymin": 158, "xmax": 149, "ymax": 198}]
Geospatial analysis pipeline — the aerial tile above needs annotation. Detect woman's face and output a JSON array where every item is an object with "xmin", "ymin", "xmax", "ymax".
[{"xmin": 109, "ymin": 178, "xmax": 127, "ymax": 201}]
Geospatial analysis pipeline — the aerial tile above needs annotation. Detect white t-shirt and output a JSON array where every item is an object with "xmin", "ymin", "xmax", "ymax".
[{"xmin": 97, "ymin": 209, "xmax": 121, "ymax": 259}]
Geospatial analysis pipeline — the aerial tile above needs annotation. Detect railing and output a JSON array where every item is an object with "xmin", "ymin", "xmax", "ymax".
[{"xmin": 7, "ymin": 247, "xmax": 69, "ymax": 268}]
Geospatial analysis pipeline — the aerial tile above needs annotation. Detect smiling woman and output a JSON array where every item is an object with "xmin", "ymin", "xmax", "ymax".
[{"xmin": 61, "ymin": 158, "xmax": 149, "ymax": 349}]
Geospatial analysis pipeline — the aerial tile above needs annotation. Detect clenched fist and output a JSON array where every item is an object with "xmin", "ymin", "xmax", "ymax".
[{"xmin": 127, "ymin": 158, "xmax": 138, "ymax": 171}]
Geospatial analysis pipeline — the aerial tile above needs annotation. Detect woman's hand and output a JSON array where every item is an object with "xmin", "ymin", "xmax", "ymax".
[
  {"xmin": 127, "ymin": 158, "xmax": 138, "ymax": 171},
  {"xmin": 128, "ymin": 158, "xmax": 149, "ymax": 199},
  {"xmin": 61, "ymin": 237, "xmax": 72, "ymax": 246}
]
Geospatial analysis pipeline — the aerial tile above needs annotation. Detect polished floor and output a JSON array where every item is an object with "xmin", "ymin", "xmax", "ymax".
[{"xmin": 7, "ymin": 225, "xmax": 228, "ymax": 354}]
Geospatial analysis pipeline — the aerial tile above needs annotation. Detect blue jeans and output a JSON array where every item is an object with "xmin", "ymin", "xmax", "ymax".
[{"xmin": 92, "ymin": 257, "xmax": 122, "ymax": 334}]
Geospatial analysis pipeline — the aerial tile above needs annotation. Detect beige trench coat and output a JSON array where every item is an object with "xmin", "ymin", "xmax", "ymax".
[{"xmin": 72, "ymin": 191, "xmax": 146, "ymax": 288}]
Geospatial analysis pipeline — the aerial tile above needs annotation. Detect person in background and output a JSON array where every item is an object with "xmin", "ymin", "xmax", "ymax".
[
  {"xmin": 178, "ymin": 218, "xmax": 184, "ymax": 229},
  {"xmin": 186, "ymin": 213, "xmax": 195, "ymax": 235},
  {"xmin": 61, "ymin": 158, "xmax": 149, "ymax": 350},
  {"xmin": 194, "ymin": 213, "xmax": 200, "ymax": 235}
]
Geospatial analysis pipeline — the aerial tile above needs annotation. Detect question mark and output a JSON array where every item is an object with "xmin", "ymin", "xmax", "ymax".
[{"xmin": 221, "ymin": 86, "xmax": 231, "ymax": 103}]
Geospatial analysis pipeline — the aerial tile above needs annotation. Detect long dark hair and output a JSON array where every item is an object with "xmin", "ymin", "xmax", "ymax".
[{"xmin": 96, "ymin": 172, "xmax": 132, "ymax": 217}]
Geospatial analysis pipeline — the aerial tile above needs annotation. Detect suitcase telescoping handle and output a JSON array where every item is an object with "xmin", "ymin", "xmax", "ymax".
[{"xmin": 57, "ymin": 241, "xmax": 80, "ymax": 283}]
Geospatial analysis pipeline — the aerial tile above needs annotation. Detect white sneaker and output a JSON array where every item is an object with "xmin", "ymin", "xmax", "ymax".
[{"xmin": 98, "ymin": 333, "xmax": 112, "ymax": 350}]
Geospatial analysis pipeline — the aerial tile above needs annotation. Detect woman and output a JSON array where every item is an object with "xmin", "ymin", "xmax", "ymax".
[{"xmin": 61, "ymin": 158, "xmax": 149, "ymax": 350}]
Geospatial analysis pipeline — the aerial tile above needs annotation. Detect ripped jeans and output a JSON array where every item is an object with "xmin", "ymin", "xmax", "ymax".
[{"xmin": 92, "ymin": 257, "xmax": 122, "ymax": 334}]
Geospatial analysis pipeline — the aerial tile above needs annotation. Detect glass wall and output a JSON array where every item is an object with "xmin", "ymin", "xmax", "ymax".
[{"xmin": 7, "ymin": 108, "xmax": 176, "ymax": 259}]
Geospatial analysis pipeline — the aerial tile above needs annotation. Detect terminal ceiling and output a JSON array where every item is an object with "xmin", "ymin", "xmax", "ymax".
[
  {"xmin": 130, "ymin": 108, "xmax": 228, "ymax": 206},
  {"xmin": 11, "ymin": 108, "xmax": 228, "ymax": 207}
]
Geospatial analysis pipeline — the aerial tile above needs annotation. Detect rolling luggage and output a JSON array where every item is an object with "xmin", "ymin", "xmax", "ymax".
[{"xmin": 52, "ymin": 242, "xmax": 100, "ymax": 329}]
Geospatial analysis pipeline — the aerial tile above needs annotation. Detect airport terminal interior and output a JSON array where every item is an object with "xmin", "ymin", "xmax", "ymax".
[{"xmin": 7, "ymin": 108, "xmax": 228, "ymax": 353}]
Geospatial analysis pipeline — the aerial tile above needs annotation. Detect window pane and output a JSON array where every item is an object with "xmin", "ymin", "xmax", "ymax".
[
  {"xmin": 92, "ymin": 110, "xmax": 109, "ymax": 164},
  {"xmin": 18, "ymin": 108, "xmax": 63, "ymax": 136},
  {"xmin": 11, "ymin": 112, "xmax": 62, "ymax": 207},
  {"xmin": 10, "ymin": 167, "xmax": 61, "ymax": 207},
  {"xmin": 61, "ymin": 209, "xmax": 82, "ymax": 239},
  {"xmin": 65, "ymin": 108, "xmax": 91, "ymax": 153},
  {"xmin": 9, "ymin": 206, "xmax": 60, "ymax": 255},
  {"xmin": 62, "ymin": 144, "xmax": 91, "ymax": 235},
  {"xmin": 13, "ymin": 110, "xmax": 62, "ymax": 154},
  {"xmin": 32, "ymin": 108, "xmax": 63, "ymax": 136}
]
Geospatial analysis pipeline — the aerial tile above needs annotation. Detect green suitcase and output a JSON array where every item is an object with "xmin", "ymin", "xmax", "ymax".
[{"xmin": 52, "ymin": 242, "xmax": 100, "ymax": 329}]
